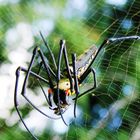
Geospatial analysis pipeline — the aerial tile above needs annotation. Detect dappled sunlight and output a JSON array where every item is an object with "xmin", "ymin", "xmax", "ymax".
[
  {"xmin": 6, "ymin": 23, "xmax": 34, "ymax": 50},
  {"xmin": 0, "ymin": 0, "xmax": 140, "ymax": 140},
  {"xmin": 106, "ymin": 0, "xmax": 128, "ymax": 6},
  {"xmin": 64, "ymin": 0, "xmax": 87, "ymax": 18}
]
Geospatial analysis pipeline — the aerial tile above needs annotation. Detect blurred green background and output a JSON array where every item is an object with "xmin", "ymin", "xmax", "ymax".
[{"xmin": 0, "ymin": 0, "xmax": 140, "ymax": 140}]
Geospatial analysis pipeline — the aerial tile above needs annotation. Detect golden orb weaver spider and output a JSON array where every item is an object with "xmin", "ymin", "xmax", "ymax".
[{"xmin": 14, "ymin": 33, "xmax": 140, "ymax": 140}]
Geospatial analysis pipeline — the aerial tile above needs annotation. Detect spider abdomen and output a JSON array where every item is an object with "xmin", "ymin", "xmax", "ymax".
[{"xmin": 76, "ymin": 45, "xmax": 97, "ymax": 77}]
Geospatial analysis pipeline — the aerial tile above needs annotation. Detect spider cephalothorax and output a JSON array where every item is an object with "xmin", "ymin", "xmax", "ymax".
[
  {"xmin": 48, "ymin": 78, "xmax": 75, "ymax": 115},
  {"xmin": 14, "ymin": 33, "xmax": 140, "ymax": 140}
]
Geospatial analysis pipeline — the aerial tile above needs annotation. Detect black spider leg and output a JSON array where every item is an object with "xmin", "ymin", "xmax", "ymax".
[
  {"xmin": 15, "ymin": 47, "xmax": 60, "ymax": 128},
  {"xmin": 29, "ymin": 62, "xmax": 43, "ymax": 88},
  {"xmin": 85, "ymin": 35, "xmax": 140, "ymax": 75},
  {"xmin": 14, "ymin": 67, "xmax": 60, "ymax": 140},
  {"xmin": 36, "ymin": 62, "xmax": 52, "ymax": 107},
  {"xmin": 73, "ymin": 68, "xmax": 96, "ymax": 100},
  {"xmin": 56, "ymin": 40, "xmax": 72, "ymax": 126},
  {"xmin": 21, "ymin": 65, "xmax": 52, "ymax": 107},
  {"xmin": 72, "ymin": 53, "xmax": 79, "ymax": 117},
  {"xmin": 21, "ymin": 67, "xmax": 49, "ymax": 84},
  {"xmin": 36, "ymin": 62, "xmax": 53, "ymax": 107},
  {"xmin": 108, "ymin": 35, "xmax": 140, "ymax": 43},
  {"xmin": 14, "ymin": 46, "xmax": 62, "ymax": 139},
  {"xmin": 21, "ymin": 46, "xmax": 55, "ymax": 110},
  {"xmin": 14, "ymin": 68, "xmax": 38, "ymax": 140},
  {"xmin": 15, "ymin": 67, "xmax": 60, "ymax": 119},
  {"xmin": 22, "ymin": 46, "xmax": 54, "ymax": 95},
  {"xmin": 37, "ymin": 80, "xmax": 52, "ymax": 107},
  {"xmin": 40, "ymin": 31, "xmax": 57, "ymax": 70},
  {"xmin": 75, "ymin": 35, "xmax": 140, "ymax": 99},
  {"xmin": 21, "ymin": 46, "xmax": 57, "ymax": 110},
  {"xmin": 62, "ymin": 40, "xmax": 74, "ymax": 92}
]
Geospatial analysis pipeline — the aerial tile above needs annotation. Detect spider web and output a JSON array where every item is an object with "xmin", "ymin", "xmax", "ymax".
[{"xmin": 0, "ymin": 0, "xmax": 140, "ymax": 140}]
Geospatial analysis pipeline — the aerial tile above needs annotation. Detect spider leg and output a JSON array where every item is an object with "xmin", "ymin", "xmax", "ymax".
[
  {"xmin": 15, "ymin": 67, "xmax": 60, "ymax": 119},
  {"xmin": 22, "ymin": 46, "xmax": 54, "ymax": 96},
  {"xmin": 19, "ymin": 46, "xmax": 59, "ymax": 116},
  {"xmin": 108, "ymin": 35, "xmax": 140, "ymax": 43},
  {"xmin": 20, "ymin": 67, "xmax": 52, "ymax": 106},
  {"xmin": 85, "ymin": 35, "xmax": 140, "ymax": 75},
  {"xmin": 62, "ymin": 40, "xmax": 74, "ymax": 92},
  {"xmin": 14, "ymin": 68, "xmax": 38, "ymax": 140},
  {"xmin": 21, "ymin": 46, "xmax": 55, "ymax": 109},
  {"xmin": 37, "ymin": 80, "xmax": 52, "ymax": 107},
  {"xmin": 72, "ymin": 53, "xmax": 79, "ymax": 118},
  {"xmin": 36, "ymin": 61, "xmax": 52, "ymax": 107},
  {"xmin": 14, "ymin": 47, "xmax": 62, "ymax": 139},
  {"xmin": 29, "ymin": 61, "xmax": 43, "ymax": 86},
  {"xmin": 73, "ymin": 68, "xmax": 96, "ymax": 100},
  {"xmin": 46, "ymin": 63, "xmax": 57, "ymax": 79},
  {"xmin": 36, "ymin": 63, "xmax": 52, "ymax": 107},
  {"xmin": 56, "ymin": 40, "xmax": 70, "ymax": 126},
  {"xmin": 20, "ymin": 67, "xmax": 49, "ymax": 84},
  {"xmin": 20, "ymin": 66, "xmax": 52, "ymax": 106},
  {"xmin": 40, "ymin": 31, "xmax": 57, "ymax": 70}
]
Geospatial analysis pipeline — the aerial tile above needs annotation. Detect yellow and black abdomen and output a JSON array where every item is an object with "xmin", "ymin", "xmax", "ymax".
[{"xmin": 76, "ymin": 45, "xmax": 98, "ymax": 78}]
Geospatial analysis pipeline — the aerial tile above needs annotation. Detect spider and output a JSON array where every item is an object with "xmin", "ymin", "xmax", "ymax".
[{"xmin": 14, "ymin": 33, "xmax": 140, "ymax": 140}]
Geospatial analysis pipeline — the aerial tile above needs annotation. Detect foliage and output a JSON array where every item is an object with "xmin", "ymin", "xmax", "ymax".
[{"xmin": 0, "ymin": 0, "xmax": 140, "ymax": 140}]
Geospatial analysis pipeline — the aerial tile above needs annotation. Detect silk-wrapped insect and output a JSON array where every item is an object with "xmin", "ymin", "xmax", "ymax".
[{"xmin": 14, "ymin": 33, "xmax": 140, "ymax": 140}]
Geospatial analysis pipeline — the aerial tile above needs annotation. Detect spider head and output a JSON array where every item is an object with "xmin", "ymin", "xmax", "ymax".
[{"xmin": 52, "ymin": 88, "xmax": 70, "ymax": 115}]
